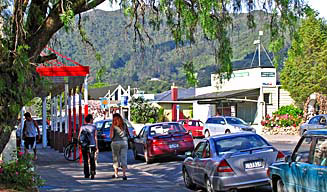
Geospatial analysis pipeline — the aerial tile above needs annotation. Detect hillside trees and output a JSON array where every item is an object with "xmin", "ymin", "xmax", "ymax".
[
  {"xmin": 280, "ymin": 10, "xmax": 327, "ymax": 107},
  {"xmin": 0, "ymin": 0, "xmax": 308, "ymax": 153}
]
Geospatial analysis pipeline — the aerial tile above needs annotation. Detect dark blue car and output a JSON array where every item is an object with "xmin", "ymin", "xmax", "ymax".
[
  {"xmin": 268, "ymin": 129, "xmax": 327, "ymax": 192},
  {"xmin": 95, "ymin": 119, "xmax": 136, "ymax": 150}
]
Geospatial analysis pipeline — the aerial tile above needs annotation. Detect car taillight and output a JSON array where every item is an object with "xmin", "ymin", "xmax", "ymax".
[
  {"xmin": 276, "ymin": 151, "xmax": 285, "ymax": 161},
  {"xmin": 217, "ymin": 160, "xmax": 234, "ymax": 173},
  {"xmin": 266, "ymin": 168, "xmax": 270, "ymax": 178},
  {"xmin": 152, "ymin": 139, "xmax": 165, "ymax": 145}
]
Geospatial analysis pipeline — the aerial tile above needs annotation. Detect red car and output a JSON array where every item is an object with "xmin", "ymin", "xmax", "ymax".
[
  {"xmin": 178, "ymin": 119, "xmax": 204, "ymax": 138},
  {"xmin": 132, "ymin": 122, "xmax": 194, "ymax": 164}
]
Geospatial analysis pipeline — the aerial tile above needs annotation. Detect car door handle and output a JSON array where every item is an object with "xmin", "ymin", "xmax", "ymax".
[{"xmin": 318, "ymin": 171, "xmax": 324, "ymax": 176}]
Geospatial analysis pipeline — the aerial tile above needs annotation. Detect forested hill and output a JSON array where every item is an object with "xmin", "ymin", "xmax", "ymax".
[{"xmin": 52, "ymin": 9, "xmax": 275, "ymax": 93}]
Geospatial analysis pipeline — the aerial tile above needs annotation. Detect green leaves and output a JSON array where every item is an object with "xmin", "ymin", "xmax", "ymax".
[
  {"xmin": 183, "ymin": 60, "xmax": 198, "ymax": 87},
  {"xmin": 130, "ymin": 97, "xmax": 160, "ymax": 123},
  {"xmin": 60, "ymin": 9, "xmax": 75, "ymax": 32},
  {"xmin": 280, "ymin": 13, "xmax": 327, "ymax": 106}
]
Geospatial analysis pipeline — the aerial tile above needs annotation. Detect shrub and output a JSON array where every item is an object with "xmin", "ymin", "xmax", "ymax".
[
  {"xmin": 0, "ymin": 152, "xmax": 44, "ymax": 191},
  {"xmin": 130, "ymin": 97, "xmax": 160, "ymax": 123},
  {"xmin": 261, "ymin": 105, "xmax": 303, "ymax": 128}
]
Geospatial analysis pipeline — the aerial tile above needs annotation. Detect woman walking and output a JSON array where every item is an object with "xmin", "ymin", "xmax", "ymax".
[
  {"xmin": 110, "ymin": 113, "xmax": 130, "ymax": 180},
  {"xmin": 78, "ymin": 114, "xmax": 98, "ymax": 179}
]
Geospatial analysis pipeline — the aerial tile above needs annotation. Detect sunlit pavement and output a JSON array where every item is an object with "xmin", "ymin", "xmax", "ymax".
[{"xmin": 36, "ymin": 135, "xmax": 298, "ymax": 192}]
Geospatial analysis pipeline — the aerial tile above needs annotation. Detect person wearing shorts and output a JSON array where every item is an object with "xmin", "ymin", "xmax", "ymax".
[{"xmin": 23, "ymin": 112, "xmax": 40, "ymax": 160}]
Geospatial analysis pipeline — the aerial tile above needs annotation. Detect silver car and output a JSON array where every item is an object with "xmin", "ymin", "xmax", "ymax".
[
  {"xmin": 300, "ymin": 114, "xmax": 327, "ymax": 135},
  {"xmin": 203, "ymin": 116, "xmax": 255, "ymax": 137},
  {"xmin": 182, "ymin": 132, "xmax": 284, "ymax": 192}
]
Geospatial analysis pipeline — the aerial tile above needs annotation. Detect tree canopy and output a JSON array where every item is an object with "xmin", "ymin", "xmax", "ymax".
[
  {"xmin": 280, "ymin": 10, "xmax": 327, "ymax": 107},
  {"xmin": 0, "ymin": 0, "xmax": 309, "ymax": 153}
]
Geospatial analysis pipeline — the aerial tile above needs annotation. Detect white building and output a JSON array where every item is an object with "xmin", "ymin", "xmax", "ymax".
[{"xmin": 182, "ymin": 66, "xmax": 294, "ymax": 133}]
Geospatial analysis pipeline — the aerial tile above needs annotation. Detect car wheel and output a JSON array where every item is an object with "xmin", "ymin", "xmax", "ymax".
[
  {"xmin": 225, "ymin": 129, "xmax": 231, "ymax": 134},
  {"xmin": 133, "ymin": 147, "xmax": 140, "ymax": 160},
  {"xmin": 144, "ymin": 148, "xmax": 153, "ymax": 164},
  {"xmin": 205, "ymin": 130, "xmax": 210, "ymax": 138},
  {"xmin": 183, "ymin": 167, "xmax": 196, "ymax": 189},
  {"xmin": 205, "ymin": 176, "xmax": 214, "ymax": 192},
  {"xmin": 276, "ymin": 179, "xmax": 285, "ymax": 192}
]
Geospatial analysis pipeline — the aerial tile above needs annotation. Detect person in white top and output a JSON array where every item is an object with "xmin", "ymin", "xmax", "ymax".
[{"xmin": 23, "ymin": 112, "xmax": 40, "ymax": 160}]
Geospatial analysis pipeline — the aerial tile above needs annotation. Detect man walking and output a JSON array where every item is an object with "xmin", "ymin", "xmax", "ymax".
[{"xmin": 23, "ymin": 112, "xmax": 40, "ymax": 160}]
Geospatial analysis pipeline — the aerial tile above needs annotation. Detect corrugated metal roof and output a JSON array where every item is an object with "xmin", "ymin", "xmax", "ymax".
[
  {"xmin": 88, "ymin": 84, "xmax": 119, "ymax": 100},
  {"xmin": 154, "ymin": 88, "xmax": 195, "ymax": 101}
]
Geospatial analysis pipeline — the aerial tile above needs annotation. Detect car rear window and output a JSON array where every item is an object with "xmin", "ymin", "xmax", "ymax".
[
  {"xmin": 95, "ymin": 122, "xmax": 104, "ymax": 130},
  {"xmin": 149, "ymin": 123, "xmax": 186, "ymax": 136},
  {"xmin": 214, "ymin": 135, "xmax": 269, "ymax": 156}
]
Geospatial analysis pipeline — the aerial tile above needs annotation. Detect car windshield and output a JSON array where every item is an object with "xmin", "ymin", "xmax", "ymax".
[
  {"xmin": 149, "ymin": 123, "xmax": 186, "ymax": 136},
  {"xmin": 225, "ymin": 117, "xmax": 248, "ymax": 125},
  {"xmin": 214, "ymin": 135, "xmax": 269, "ymax": 156}
]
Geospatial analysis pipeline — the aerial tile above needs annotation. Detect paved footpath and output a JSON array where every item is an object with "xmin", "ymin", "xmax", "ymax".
[{"xmin": 36, "ymin": 147, "xmax": 189, "ymax": 192}]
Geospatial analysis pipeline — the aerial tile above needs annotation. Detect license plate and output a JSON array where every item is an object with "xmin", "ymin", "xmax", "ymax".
[
  {"xmin": 169, "ymin": 143, "xmax": 179, "ymax": 149},
  {"xmin": 244, "ymin": 160, "xmax": 263, "ymax": 169}
]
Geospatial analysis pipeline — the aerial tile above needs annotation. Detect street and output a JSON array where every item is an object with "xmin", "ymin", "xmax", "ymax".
[{"xmin": 95, "ymin": 139, "xmax": 297, "ymax": 192}]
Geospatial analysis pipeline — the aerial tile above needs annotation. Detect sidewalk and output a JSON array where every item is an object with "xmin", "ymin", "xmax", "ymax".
[{"xmin": 35, "ymin": 147, "xmax": 188, "ymax": 192}]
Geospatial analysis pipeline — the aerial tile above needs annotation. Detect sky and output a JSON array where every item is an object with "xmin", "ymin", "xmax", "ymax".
[{"xmin": 96, "ymin": 0, "xmax": 327, "ymax": 19}]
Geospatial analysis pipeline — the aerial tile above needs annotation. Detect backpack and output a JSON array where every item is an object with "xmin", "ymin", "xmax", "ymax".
[{"xmin": 79, "ymin": 129, "xmax": 91, "ymax": 148}]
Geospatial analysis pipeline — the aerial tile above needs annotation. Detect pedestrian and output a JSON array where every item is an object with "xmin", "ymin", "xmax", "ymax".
[
  {"xmin": 23, "ymin": 112, "xmax": 40, "ymax": 161},
  {"xmin": 78, "ymin": 114, "xmax": 98, "ymax": 179},
  {"xmin": 110, "ymin": 113, "xmax": 130, "ymax": 180}
]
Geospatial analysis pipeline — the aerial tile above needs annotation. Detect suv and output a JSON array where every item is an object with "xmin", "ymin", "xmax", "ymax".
[
  {"xmin": 268, "ymin": 129, "xmax": 327, "ymax": 192},
  {"xmin": 203, "ymin": 116, "xmax": 255, "ymax": 137}
]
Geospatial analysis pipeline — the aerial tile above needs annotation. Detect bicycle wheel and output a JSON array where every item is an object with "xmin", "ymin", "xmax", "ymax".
[{"xmin": 64, "ymin": 143, "xmax": 80, "ymax": 161}]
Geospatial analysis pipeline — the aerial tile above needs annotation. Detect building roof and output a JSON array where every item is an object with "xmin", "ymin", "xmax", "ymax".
[
  {"xmin": 154, "ymin": 88, "xmax": 195, "ymax": 101},
  {"xmin": 88, "ymin": 84, "xmax": 119, "ymax": 100},
  {"xmin": 180, "ymin": 88, "xmax": 260, "ymax": 101}
]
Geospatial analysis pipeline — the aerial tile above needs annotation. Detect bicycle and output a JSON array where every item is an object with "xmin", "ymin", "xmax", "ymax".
[{"xmin": 64, "ymin": 137, "xmax": 80, "ymax": 161}]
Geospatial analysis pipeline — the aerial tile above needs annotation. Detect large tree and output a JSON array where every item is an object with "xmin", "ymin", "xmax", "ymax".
[
  {"xmin": 0, "ymin": 0, "xmax": 308, "ymax": 153},
  {"xmin": 280, "ymin": 10, "xmax": 327, "ymax": 107}
]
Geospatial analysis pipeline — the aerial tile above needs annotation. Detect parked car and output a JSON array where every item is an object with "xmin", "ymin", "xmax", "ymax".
[
  {"xmin": 268, "ymin": 129, "xmax": 327, "ymax": 192},
  {"xmin": 133, "ymin": 122, "xmax": 194, "ymax": 164},
  {"xmin": 178, "ymin": 119, "xmax": 204, "ymax": 138},
  {"xmin": 95, "ymin": 119, "xmax": 136, "ymax": 150},
  {"xmin": 183, "ymin": 132, "xmax": 284, "ymax": 192},
  {"xmin": 299, "ymin": 114, "xmax": 327, "ymax": 135},
  {"xmin": 203, "ymin": 116, "xmax": 256, "ymax": 137}
]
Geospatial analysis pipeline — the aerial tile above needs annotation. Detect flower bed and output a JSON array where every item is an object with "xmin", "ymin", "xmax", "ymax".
[
  {"xmin": 0, "ymin": 152, "xmax": 44, "ymax": 192},
  {"xmin": 261, "ymin": 114, "xmax": 302, "ymax": 135}
]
